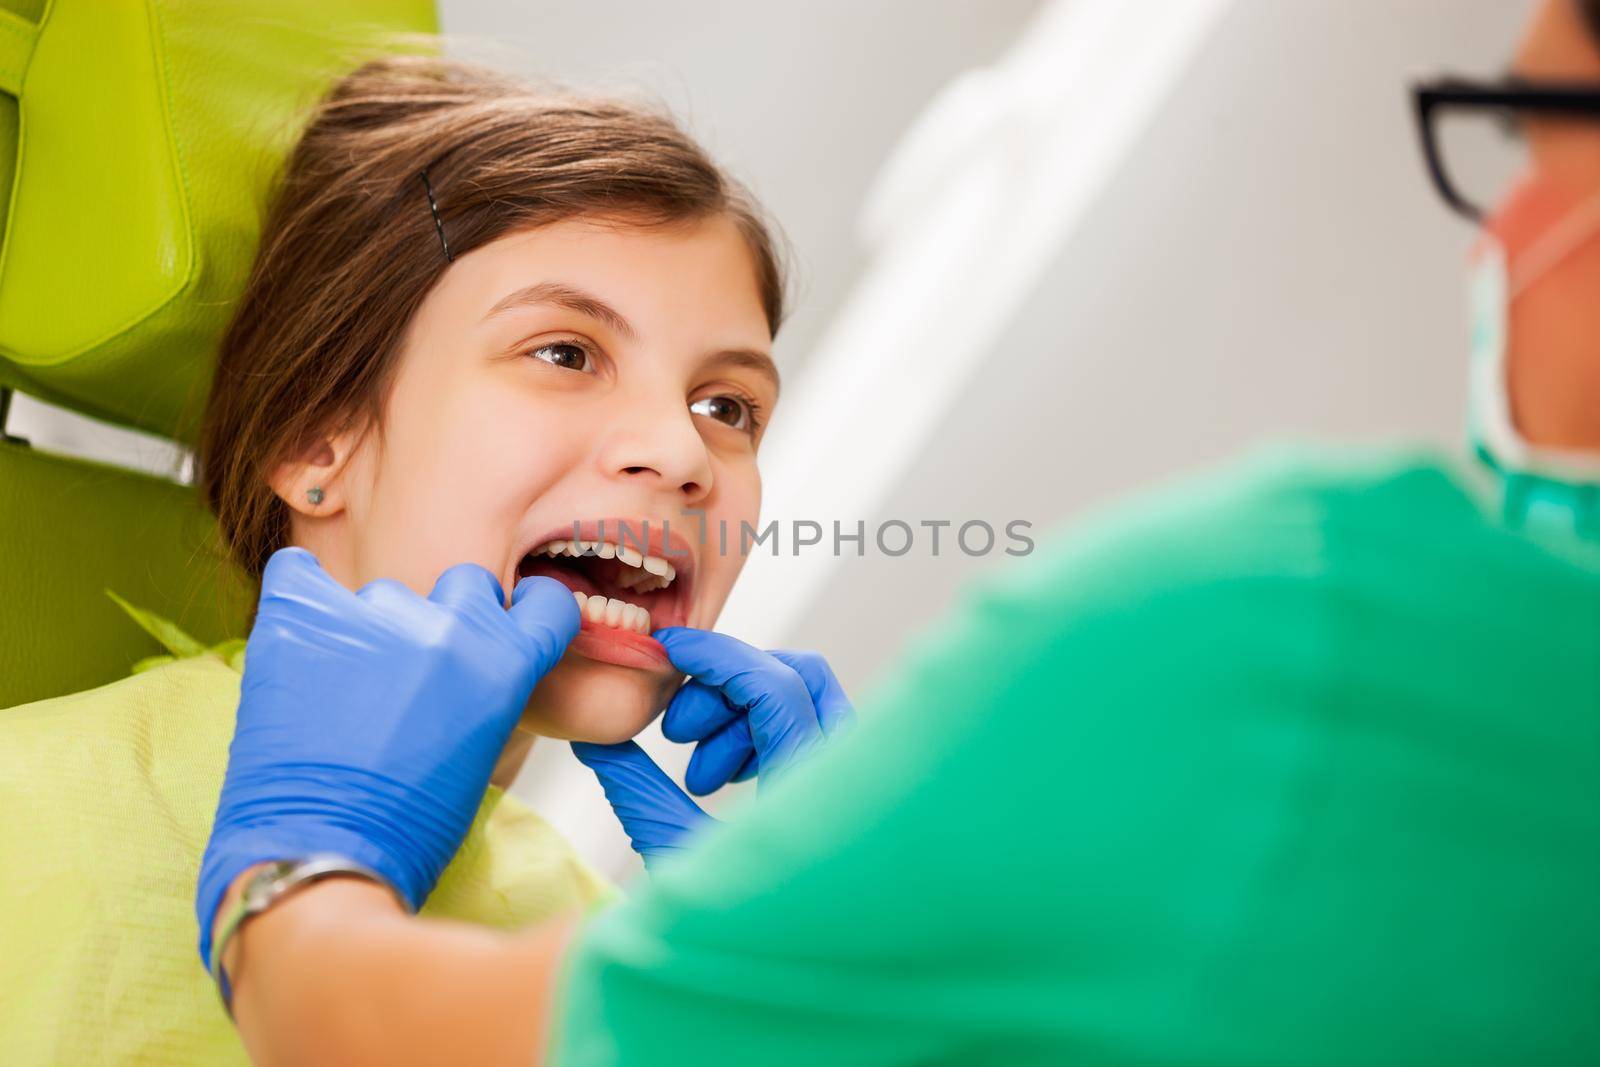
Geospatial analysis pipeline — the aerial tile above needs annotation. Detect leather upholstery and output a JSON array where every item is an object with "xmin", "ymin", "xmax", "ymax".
[
  {"xmin": 0, "ymin": 0, "xmax": 436, "ymax": 441},
  {"xmin": 0, "ymin": 440, "xmax": 252, "ymax": 707},
  {"xmin": 0, "ymin": 0, "xmax": 435, "ymax": 703}
]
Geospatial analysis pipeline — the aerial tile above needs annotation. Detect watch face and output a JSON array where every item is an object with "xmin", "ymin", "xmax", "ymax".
[{"xmin": 243, "ymin": 861, "xmax": 298, "ymax": 908}]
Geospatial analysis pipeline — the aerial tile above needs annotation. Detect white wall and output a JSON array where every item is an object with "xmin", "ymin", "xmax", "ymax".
[{"xmin": 782, "ymin": 0, "xmax": 1528, "ymax": 695}]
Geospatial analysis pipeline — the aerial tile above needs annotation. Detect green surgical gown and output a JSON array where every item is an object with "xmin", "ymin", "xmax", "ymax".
[{"xmin": 552, "ymin": 447, "xmax": 1600, "ymax": 1066}]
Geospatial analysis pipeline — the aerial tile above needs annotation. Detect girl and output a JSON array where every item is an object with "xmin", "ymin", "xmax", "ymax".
[{"xmin": 1, "ymin": 52, "xmax": 792, "ymax": 1065}]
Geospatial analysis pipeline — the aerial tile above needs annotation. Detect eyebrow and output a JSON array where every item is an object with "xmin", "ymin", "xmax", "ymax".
[
  {"xmin": 710, "ymin": 347, "xmax": 782, "ymax": 398},
  {"xmin": 484, "ymin": 279, "xmax": 780, "ymax": 395},
  {"xmin": 482, "ymin": 281, "xmax": 637, "ymax": 339}
]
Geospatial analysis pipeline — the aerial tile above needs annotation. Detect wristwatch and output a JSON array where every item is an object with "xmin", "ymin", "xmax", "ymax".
[{"xmin": 208, "ymin": 854, "xmax": 407, "ymax": 1016}]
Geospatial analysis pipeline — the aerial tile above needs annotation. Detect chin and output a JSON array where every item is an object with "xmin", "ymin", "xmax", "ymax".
[{"xmin": 519, "ymin": 650, "xmax": 681, "ymax": 743}]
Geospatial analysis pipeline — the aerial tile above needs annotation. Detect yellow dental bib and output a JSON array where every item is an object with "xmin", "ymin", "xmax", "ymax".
[{"xmin": 0, "ymin": 599, "xmax": 612, "ymax": 1065}]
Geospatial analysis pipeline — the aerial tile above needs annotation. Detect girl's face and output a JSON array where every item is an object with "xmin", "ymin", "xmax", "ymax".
[{"xmin": 285, "ymin": 215, "xmax": 778, "ymax": 742}]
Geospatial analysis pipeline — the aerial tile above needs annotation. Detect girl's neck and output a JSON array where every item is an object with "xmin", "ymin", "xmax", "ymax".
[{"xmin": 490, "ymin": 728, "xmax": 536, "ymax": 790}]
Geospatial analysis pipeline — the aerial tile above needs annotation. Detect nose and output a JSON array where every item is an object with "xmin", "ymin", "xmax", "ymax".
[{"xmin": 596, "ymin": 396, "xmax": 714, "ymax": 504}]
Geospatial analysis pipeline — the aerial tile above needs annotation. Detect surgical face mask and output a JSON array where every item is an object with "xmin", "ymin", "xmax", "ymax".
[{"xmin": 1466, "ymin": 182, "xmax": 1600, "ymax": 486}]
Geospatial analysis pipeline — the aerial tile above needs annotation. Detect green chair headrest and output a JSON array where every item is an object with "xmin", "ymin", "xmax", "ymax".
[{"xmin": 0, "ymin": 0, "xmax": 436, "ymax": 442}]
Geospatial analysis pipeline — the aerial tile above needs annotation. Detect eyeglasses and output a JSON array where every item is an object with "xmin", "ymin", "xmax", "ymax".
[{"xmin": 1411, "ymin": 76, "xmax": 1600, "ymax": 221}]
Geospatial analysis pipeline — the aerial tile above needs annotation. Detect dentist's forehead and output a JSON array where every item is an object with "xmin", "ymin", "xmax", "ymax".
[{"xmin": 1512, "ymin": 0, "xmax": 1600, "ymax": 80}]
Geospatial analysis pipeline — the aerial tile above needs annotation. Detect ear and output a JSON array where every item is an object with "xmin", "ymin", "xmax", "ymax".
[{"xmin": 268, "ymin": 424, "xmax": 364, "ymax": 518}]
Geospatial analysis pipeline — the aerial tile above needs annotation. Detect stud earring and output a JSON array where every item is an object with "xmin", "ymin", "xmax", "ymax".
[{"xmin": 306, "ymin": 486, "xmax": 325, "ymax": 506}]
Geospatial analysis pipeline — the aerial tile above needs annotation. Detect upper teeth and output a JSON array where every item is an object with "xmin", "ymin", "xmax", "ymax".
[{"xmin": 534, "ymin": 539, "xmax": 677, "ymax": 591}]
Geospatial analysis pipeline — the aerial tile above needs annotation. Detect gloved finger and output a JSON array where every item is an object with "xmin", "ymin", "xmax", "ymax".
[
  {"xmin": 684, "ymin": 717, "xmax": 755, "ymax": 796},
  {"xmin": 507, "ymin": 576, "xmax": 581, "ymax": 667},
  {"xmin": 731, "ymin": 752, "xmax": 758, "ymax": 784},
  {"xmin": 768, "ymin": 649, "xmax": 856, "ymax": 737},
  {"xmin": 260, "ymin": 546, "xmax": 351, "ymax": 606},
  {"xmin": 356, "ymin": 576, "xmax": 418, "ymax": 611},
  {"xmin": 427, "ymin": 561, "xmax": 507, "ymax": 613},
  {"xmin": 655, "ymin": 628, "xmax": 821, "ymax": 780},
  {"xmin": 570, "ymin": 741, "xmax": 708, "ymax": 862},
  {"xmin": 654, "ymin": 628, "xmax": 812, "ymax": 719},
  {"xmin": 571, "ymin": 740, "xmax": 697, "ymax": 814},
  {"xmin": 661, "ymin": 680, "xmax": 738, "ymax": 743}
]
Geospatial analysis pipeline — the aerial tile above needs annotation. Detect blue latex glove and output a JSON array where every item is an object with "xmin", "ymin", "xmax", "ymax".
[
  {"xmin": 195, "ymin": 547, "xmax": 578, "ymax": 964},
  {"xmin": 572, "ymin": 628, "xmax": 853, "ymax": 866}
]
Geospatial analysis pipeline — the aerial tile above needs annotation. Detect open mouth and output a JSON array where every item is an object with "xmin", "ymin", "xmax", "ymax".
[{"xmin": 515, "ymin": 519, "xmax": 694, "ymax": 671}]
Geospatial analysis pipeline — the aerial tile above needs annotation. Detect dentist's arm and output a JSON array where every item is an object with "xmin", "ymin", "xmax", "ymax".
[
  {"xmin": 216, "ymin": 869, "xmax": 572, "ymax": 1066},
  {"xmin": 196, "ymin": 547, "xmax": 580, "ymax": 1066}
]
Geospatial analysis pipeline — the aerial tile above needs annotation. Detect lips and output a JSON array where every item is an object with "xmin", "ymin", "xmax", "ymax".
[
  {"xmin": 568, "ymin": 626, "xmax": 673, "ymax": 670},
  {"xmin": 513, "ymin": 517, "xmax": 696, "ymax": 671}
]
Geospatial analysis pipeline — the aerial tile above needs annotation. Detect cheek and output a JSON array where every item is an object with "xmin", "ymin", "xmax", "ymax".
[
  {"xmin": 718, "ymin": 452, "xmax": 762, "ymax": 525},
  {"xmin": 354, "ymin": 376, "xmax": 590, "ymax": 588},
  {"xmin": 1486, "ymin": 174, "xmax": 1575, "ymax": 256},
  {"xmin": 1487, "ymin": 174, "xmax": 1600, "ymax": 331},
  {"xmin": 698, "ymin": 454, "xmax": 762, "ymax": 601},
  {"xmin": 1524, "ymin": 121, "xmax": 1600, "ymax": 200},
  {"xmin": 1508, "ymin": 243, "xmax": 1600, "ymax": 368}
]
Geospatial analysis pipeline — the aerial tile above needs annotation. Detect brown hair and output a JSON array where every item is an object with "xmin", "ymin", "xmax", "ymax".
[{"xmin": 199, "ymin": 54, "xmax": 788, "ymax": 580}]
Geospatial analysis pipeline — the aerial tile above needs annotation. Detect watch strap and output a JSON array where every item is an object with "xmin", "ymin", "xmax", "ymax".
[{"xmin": 208, "ymin": 853, "xmax": 407, "ymax": 1016}]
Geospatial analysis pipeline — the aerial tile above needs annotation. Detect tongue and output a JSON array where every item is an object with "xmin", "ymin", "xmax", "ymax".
[{"xmin": 521, "ymin": 555, "xmax": 605, "ymax": 599}]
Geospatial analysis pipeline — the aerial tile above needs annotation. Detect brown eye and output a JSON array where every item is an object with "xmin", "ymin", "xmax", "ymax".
[
  {"xmin": 689, "ymin": 394, "xmax": 751, "ymax": 430},
  {"xmin": 529, "ymin": 341, "xmax": 592, "ymax": 372}
]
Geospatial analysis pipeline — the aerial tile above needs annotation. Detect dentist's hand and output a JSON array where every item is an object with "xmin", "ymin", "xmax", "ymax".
[
  {"xmin": 196, "ymin": 547, "xmax": 579, "ymax": 964},
  {"xmin": 572, "ymin": 630, "xmax": 853, "ymax": 866}
]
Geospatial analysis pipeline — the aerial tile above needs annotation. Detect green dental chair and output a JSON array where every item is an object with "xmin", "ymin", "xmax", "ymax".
[{"xmin": 0, "ymin": 0, "xmax": 436, "ymax": 708}]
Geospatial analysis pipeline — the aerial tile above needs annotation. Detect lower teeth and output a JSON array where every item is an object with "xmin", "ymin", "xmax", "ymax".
[{"xmin": 572, "ymin": 591, "xmax": 650, "ymax": 634}]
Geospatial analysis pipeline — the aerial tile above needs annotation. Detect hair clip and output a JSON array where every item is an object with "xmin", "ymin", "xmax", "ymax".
[{"xmin": 418, "ymin": 169, "xmax": 454, "ymax": 262}]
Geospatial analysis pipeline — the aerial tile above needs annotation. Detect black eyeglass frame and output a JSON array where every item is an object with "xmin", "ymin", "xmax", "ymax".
[{"xmin": 1411, "ymin": 76, "xmax": 1600, "ymax": 222}]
